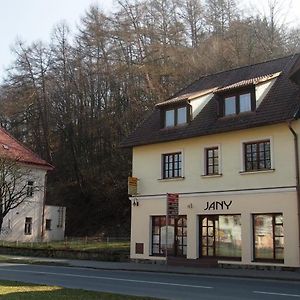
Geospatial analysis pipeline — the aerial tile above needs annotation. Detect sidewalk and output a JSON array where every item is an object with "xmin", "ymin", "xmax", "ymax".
[{"xmin": 1, "ymin": 255, "xmax": 300, "ymax": 282}]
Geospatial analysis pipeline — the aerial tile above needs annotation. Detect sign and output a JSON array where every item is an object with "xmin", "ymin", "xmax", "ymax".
[
  {"xmin": 204, "ymin": 200, "xmax": 232, "ymax": 211},
  {"xmin": 167, "ymin": 193, "xmax": 179, "ymax": 216},
  {"xmin": 128, "ymin": 177, "xmax": 138, "ymax": 196}
]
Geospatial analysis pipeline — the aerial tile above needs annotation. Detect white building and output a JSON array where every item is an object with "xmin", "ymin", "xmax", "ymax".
[
  {"xmin": 122, "ymin": 54, "xmax": 300, "ymax": 268},
  {"xmin": 0, "ymin": 127, "xmax": 66, "ymax": 242}
]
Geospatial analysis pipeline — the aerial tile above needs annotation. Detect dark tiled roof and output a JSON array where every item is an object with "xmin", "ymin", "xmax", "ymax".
[
  {"xmin": 121, "ymin": 54, "xmax": 300, "ymax": 148},
  {"xmin": 0, "ymin": 127, "xmax": 54, "ymax": 170}
]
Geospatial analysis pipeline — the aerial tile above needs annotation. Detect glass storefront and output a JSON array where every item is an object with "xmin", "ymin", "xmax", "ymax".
[
  {"xmin": 200, "ymin": 215, "xmax": 242, "ymax": 259},
  {"xmin": 151, "ymin": 216, "xmax": 187, "ymax": 257},
  {"xmin": 253, "ymin": 214, "xmax": 284, "ymax": 262}
]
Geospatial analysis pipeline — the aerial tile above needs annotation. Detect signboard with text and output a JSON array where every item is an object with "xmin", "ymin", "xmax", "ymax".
[
  {"xmin": 128, "ymin": 177, "xmax": 138, "ymax": 196},
  {"xmin": 167, "ymin": 193, "xmax": 179, "ymax": 216}
]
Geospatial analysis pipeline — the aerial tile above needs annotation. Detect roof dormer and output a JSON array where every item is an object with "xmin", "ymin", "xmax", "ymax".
[{"xmin": 156, "ymin": 88, "xmax": 217, "ymax": 129}]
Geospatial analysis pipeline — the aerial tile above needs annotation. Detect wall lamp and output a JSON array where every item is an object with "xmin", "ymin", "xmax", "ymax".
[{"xmin": 132, "ymin": 198, "xmax": 139, "ymax": 207}]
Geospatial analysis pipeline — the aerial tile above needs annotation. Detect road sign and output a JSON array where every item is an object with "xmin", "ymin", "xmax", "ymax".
[{"xmin": 167, "ymin": 193, "xmax": 179, "ymax": 216}]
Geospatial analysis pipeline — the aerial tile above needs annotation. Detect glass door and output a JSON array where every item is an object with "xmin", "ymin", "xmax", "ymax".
[{"xmin": 200, "ymin": 215, "xmax": 218, "ymax": 257}]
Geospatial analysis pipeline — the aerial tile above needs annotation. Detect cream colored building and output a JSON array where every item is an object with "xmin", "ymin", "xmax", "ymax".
[{"xmin": 122, "ymin": 54, "xmax": 300, "ymax": 268}]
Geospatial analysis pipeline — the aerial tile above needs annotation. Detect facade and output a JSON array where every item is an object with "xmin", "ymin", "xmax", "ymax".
[
  {"xmin": 0, "ymin": 128, "xmax": 66, "ymax": 242},
  {"xmin": 122, "ymin": 54, "xmax": 300, "ymax": 268}
]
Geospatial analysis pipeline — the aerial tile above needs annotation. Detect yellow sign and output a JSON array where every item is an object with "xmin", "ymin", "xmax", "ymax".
[{"xmin": 128, "ymin": 177, "xmax": 138, "ymax": 196}]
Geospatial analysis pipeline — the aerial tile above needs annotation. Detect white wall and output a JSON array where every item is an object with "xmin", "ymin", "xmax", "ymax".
[{"xmin": 43, "ymin": 205, "xmax": 66, "ymax": 241}]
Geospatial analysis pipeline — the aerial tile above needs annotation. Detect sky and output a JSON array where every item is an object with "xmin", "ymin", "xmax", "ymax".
[{"xmin": 0, "ymin": 0, "xmax": 299, "ymax": 81}]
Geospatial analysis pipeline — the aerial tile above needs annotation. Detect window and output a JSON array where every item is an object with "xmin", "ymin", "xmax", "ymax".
[
  {"xmin": 57, "ymin": 207, "xmax": 64, "ymax": 228},
  {"xmin": 253, "ymin": 214, "xmax": 284, "ymax": 262},
  {"xmin": 45, "ymin": 219, "xmax": 52, "ymax": 231},
  {"xmin": 164, "ymin": 106, "xmax": 188, "ymax": 128},
  {"xmin": 24, "ymin": 217, "xmax": 32, "ymax": 235},
  {"xmin": 162, "ymin": 152, "xmax": 182, "ymax": 179},
  {"xmin": 223, "ymin": 91, "xmax": 254, "ymax": 116},
  {"xmin": 151, "ymin": 216, "xmax": 187, "ymax": 256},
  {"xmin": 205, "ymin": 147, "xmax": 219, "ymax": 175},
  {"xmin": 200, "ymin": 215, "xmax": 241, "ymax": 259},
  {"xmin": 244, "ymin": 140, "xmax": 271, "ymax": 171},
  {"xmin": 27, "ymin": 181, "xmax": 34, "ymax": 197}
]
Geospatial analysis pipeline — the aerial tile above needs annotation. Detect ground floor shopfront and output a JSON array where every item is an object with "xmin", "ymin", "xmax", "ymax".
[{"xmin": 130, "ymin": 188, "xmax": 300, "ymax": 267}]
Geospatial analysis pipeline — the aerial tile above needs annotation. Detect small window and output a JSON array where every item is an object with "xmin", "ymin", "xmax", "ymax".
[
  {"xmin": 27, "ymin": 181, "xmax": 34, "ymax": 197},
  {"xmin": 165, "ymin": 109, "xmax": 175, "ymax": 127},
  {"xmin": 222, "ymin": 90, "xmax": 254, "ymax": 116},
  {"xmin": 205, "ymin": 147, "xmax": 219, "ymax": 175},
  {"xmin": 224, "ymin": 96, "xmax": 236, "ymax": 115},
  {"xmin": 162, "ymin": 152, "xmax": 182, "ymax": 179},
  {"xmin": 239, "ymin": 93, "xmax": 251, "ymax": 112},
  {"xmin": 253, "ymin": 213, "xmax": 284, "ymax": 262},
  {"xmin": 45, "ymin": 219, "xmax": 52, "ymax": 231},
  {"xmin": 244, "ymin": 140, "xmax": 271, "ymax": 171},
  {"xmin": 24, "ymin": 217, "xmax": 32, "ymax": 235},
  {"xmin": 164, "ymin": 106, "xmax": 189, "ymax": 128}
]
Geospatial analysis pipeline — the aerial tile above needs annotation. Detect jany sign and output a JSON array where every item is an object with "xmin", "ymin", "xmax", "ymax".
[
  {"xmin": 167, "ymin": 193, "xmax": 179, "ymax": 216},
  {"xmin": 204, "ymin": 200, "xmax": 232, "ymax": 211}
]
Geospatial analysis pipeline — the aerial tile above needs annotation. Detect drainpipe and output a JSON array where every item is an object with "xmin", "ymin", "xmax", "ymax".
[{"xmin": 287, "ymin": 121, "xmax": 300, "ymax": 261}]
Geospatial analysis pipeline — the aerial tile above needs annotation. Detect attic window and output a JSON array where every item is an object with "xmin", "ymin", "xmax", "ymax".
[
  {"xmin": 222, "ymin": 89, "xmax": 255, "ymax": 117},
  {"xmin": 163, "ymin": 105, "xmax": 189, "ymax": 128},
  {"xmin": 2, "ymin": 144, "xmax": 9, "ymax": 150}
]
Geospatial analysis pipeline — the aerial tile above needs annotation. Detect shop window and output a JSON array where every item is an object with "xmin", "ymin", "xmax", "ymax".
[
  {"xmin": 205, "ymin": 147, "xmax": 219, "ymax": 175},
  {"xmin": 45, "ymin": 219, "xmax": 52, "ymax": 231},
  {"xmin": 253, "ymin": 214, "xmax": 284, "ymax": 262},
  {"xmin": 200, "ymin": 215, "xmax": 241, "ymax": 259},
  {"xmin": 151, "ymin": 216, "xmax": 187, "ymax": 257},
  {"xmin": 162, "ymin": 152, "xmax": 182, "ymax": 179},
  {"xmin": 244, "ymin": 140, "xmax": 271, "ymax": 171},
  {"xmin": 24, "ymin": 217, "xmax": 32, "ymax": 235}
]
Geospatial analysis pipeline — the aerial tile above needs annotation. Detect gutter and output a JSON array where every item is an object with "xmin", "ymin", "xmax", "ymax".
[
  {"xmin": 287, "ymin": 120, "xmax": 300, "ymax": 260},
  {"xmin": 41, "ymin": 172, "xmax": 47, "ymax": 241}
]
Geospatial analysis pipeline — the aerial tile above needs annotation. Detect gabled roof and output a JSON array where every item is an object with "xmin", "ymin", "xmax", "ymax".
[
  {"xmin": 121, "ymin": 54, "xmax": 300, "ymax": 148},
  {"xmin": 0, "ymin": 127, "xmax": 53, "ymax": 170}
]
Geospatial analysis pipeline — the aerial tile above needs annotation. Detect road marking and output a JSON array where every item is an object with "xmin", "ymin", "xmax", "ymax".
[
  {"xmin": 0, "ymin": 268, "xmax": 213, "ymax": 289},
  {"xmin": 254, "ymin": 291, "xmax": 300, "ymax": 298}
]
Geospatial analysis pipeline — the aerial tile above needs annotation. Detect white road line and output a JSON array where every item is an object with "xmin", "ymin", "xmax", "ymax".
[
  {"xmin": 254, "ymin": 291, "xmax": 300, "ymax": 298},
  {"xmin": 0, "ymin": 268, "xmax": 213, "ymax": 289}
]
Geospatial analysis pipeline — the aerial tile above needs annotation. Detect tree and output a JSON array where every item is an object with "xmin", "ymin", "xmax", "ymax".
[{"xmin": 0, "ymin": 157, "xmax": 40, "ymax": 232}]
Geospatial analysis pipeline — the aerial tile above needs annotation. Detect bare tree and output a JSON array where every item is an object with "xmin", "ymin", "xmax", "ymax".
[{"xmin": 0, "ymin": 157, "xmax": 40, "ymax": 232}]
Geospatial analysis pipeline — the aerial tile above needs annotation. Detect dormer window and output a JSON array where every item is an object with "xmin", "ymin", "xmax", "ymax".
[
  {"xmin": 163, "ymin": 105, "xmax": 190, "ymax": 128},
  {"xmin": 223, "ymin": 90, "xmax": 254, "ymax": 116}
]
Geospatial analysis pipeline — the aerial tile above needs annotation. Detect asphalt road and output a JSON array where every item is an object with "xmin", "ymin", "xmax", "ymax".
[{"xmin": 0, "ymin": 263, "xmax": 300, "ymax": 299}]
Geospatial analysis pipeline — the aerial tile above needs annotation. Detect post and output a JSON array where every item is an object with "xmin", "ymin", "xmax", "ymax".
[{"xmin": 165, "ymin": 193, "xmax": 168, "ymax": 265}]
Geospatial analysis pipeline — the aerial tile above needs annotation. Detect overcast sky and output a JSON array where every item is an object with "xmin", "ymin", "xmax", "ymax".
[{"xmin": 0, "ymin": 0, "xmax": 299, "ymax": 81}]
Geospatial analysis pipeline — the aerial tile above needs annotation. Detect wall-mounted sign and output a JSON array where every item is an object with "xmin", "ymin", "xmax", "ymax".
[
  {"xmin": 128, "ymin": 176, "xmax": 138, "ymax": 196},
  {"xmin": 204, "ymin": 200, "xmax": 232, "ymax": 211},
  {"xmin": 167, "ymin": 193, "xmax": 179, "ymax": 216}
]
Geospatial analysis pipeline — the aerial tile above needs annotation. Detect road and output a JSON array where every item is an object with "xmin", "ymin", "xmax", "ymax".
[{"xmin": 0, "ymin": 263, "xmax": 300, "ymax": 299}]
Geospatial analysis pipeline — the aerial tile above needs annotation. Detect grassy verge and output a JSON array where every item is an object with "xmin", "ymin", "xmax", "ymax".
[
  {"xmin": 0, "ymin": 280, "xmax": 160, "ymax": 299},
  {"xmin": 0, "ymin": 241, "xmax": 130, "ymax": 252}
]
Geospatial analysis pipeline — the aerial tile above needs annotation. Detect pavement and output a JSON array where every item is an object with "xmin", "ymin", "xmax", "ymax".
[{"xmin": 1, "ymin": 254, "xmax": 300, "ymax": 282}]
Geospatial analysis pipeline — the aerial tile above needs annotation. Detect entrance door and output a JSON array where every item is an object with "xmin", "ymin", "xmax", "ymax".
[
  {"xmin": 200, "ymin": 215, "xmax": 218, "ymax": 257},
  {"xmin": 166, "ymin": 216, "xmax": 187, "ymax": 257}
]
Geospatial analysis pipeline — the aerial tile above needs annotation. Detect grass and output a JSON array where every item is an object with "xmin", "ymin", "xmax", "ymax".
[
  {"xmin": 0, "ymin": 240, "xmax": 130, "ymax": 252},
  {"xmin": 0, "ymin": 280, "xmax": 160, "ymax": 299}
]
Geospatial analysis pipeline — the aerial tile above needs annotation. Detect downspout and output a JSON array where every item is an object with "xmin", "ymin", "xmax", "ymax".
[
  {"xmin": 41, "ymin": 172, "xmax": 47, "ymax": 241},
  {"xmin": 287, "ymin": 120, "xmax": 300, "ymax": 261}
]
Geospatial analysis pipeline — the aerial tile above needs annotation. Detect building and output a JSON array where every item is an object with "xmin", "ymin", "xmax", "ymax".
[
  {"xmin": 122, "ymin": 54, "xmax": 300, "ymax": 268},
  {"xmin": 0, "ymin": 127, "xmax": 66, "ymax": 242}
]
